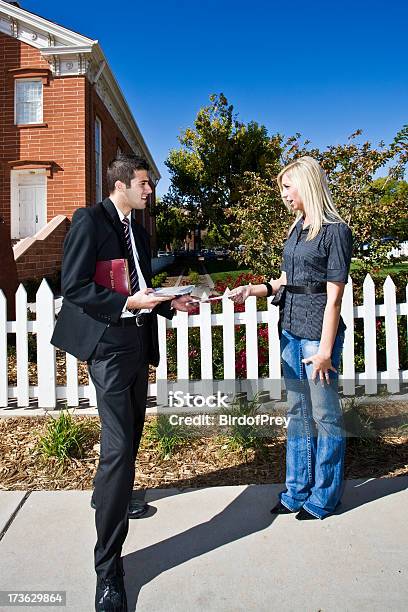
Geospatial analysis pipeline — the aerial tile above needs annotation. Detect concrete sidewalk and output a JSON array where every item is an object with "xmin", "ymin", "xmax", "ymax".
[{"xmin": 0, "ymin": 478, "xmax": 407, "ymax": 612}]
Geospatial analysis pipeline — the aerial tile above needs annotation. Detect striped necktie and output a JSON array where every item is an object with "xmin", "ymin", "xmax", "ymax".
[{"xmin": 122, "ymin": 217, "xmax": 140, "ymax": 294}]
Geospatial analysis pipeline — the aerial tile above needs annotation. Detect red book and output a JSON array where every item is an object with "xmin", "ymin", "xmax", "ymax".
[{"xmin": 93, "ymin": 259, "xmax": 131, "ymax": 296}]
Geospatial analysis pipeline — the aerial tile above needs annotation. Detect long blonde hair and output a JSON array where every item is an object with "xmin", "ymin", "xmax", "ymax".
[{"xmin": 277, "ymin": 156, "xmax": 344, "ymax": 240}]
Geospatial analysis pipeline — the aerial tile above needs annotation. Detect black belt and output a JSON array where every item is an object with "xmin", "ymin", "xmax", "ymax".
[
  {"xmin": 110, "ymin": 313, "xmax": 149, "ymax": 327},
  {"xmin": 286, "ymin": 283, "xmax": 327, "ymax": 294}
]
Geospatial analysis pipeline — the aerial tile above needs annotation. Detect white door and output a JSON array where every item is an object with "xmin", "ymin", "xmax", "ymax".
[{"xmin": 16, "ymin": 173, "xmax": 47, "ymax": 238}]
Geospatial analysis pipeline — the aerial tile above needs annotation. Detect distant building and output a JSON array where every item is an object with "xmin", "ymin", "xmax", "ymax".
[{"xmin": 0, "ymin": 0, "xmax": 159, "ymax": 280}]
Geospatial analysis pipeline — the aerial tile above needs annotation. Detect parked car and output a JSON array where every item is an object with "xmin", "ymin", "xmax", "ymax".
[
  {"xmin": 214, "ymin": 247, "xmax": 228, "ymax": 259},
  {"xmin": 198, "ymin": 249, "xmax": 217, "ymax": 261},
  {"xmin": 357, "ymin": 236, "xmax": 400, "ymax": 256}
]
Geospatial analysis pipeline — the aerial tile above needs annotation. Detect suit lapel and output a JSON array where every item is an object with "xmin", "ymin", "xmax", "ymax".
[{"xmin": 101, "ymin": 198, "xmax": 127, "ymax": 256}]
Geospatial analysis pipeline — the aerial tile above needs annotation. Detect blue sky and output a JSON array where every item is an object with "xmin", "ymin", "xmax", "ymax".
[{"xmin": 22, "ymin": 0, "xmax": 408, "ymax": 195}]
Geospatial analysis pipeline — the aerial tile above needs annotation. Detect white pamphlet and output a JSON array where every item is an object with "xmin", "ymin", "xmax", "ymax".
[{"xmin": 154, "ymin": 285, "xmax": 195, "ymax": 297}]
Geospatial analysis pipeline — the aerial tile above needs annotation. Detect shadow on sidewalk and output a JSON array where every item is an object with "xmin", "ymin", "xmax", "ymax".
[
  {"xmin": 124, "ymin": 472, "xmax": 408, "ymax": 609},
  {"xmin": 336, "ymin": 475, "xmax": 408, "ymax": 515},
  {"xmin": 124, "ymin": 483, "xmax": 278, "ymax": 609}
]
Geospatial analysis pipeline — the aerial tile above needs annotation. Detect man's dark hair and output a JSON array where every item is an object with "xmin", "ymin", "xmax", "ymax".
[{"xmin": 107, "ymin": 154, "xmax": 150, "ymax": 193}]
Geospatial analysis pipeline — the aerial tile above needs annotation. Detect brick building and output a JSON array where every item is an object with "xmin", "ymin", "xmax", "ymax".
[{"xmin": 0, "ymin": 0, "xmax": 160, "ymax": 281}]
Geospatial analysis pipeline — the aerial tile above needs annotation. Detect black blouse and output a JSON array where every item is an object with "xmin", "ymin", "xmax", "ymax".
[{"xmin": 280, "ymin": 219, "xmax": 353, "ymax": 340}]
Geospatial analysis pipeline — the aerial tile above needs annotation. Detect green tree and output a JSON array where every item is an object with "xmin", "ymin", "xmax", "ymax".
[
  {"xmin": 164, "ymin": 93, "xmax": 282, "ymax": 238},
  {"xmin": 233, "ymin": 127, "xmax": 408, "ymax": 276},
  {"xmin": 154, "ymin": 199, "xmax": 191, "ymax": 250},
  {"xmin": 370, "ymin": 177, "xmax": 408, "ymax": 240}
]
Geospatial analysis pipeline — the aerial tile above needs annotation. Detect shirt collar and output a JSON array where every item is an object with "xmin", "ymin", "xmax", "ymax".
[
  {"xmin": 111, "ymin": 200, "xmax": 131, "ymax": 224},
  {"xmin": 296, "ymin": 218, "xmax": 329, "ymax": 233}
]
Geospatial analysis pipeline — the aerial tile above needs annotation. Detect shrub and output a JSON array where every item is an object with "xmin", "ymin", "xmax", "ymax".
[
  {"xmin": 223, "ymin": 395, "xmax": 266, "ymax": 454},
  {"xmin": 37, "ymin": 411, "xmax": 98, "ymax": 463},
  {"xmin": 342, "ymin": 398, "xmax": 376, "ymax": 444},
  {"xmin": 144, "ymin": 414, "xmax": 187, "ymax": 459},
  {"xmin": 152, "ymin": 272, "xmax": 168, "ymax": 288},
  {"xmin": 188, "ymin": 269, "xmax": 201, "ymax": 284}
]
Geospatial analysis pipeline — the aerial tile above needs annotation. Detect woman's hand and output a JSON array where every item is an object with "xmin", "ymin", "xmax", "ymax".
[
  {"xmin": 301, "ymin": 353, "xmax": 337, "ymax": 384},
  {"xmin": 227, "ymin": 284, "xmax": 252, "ymax": 304}
]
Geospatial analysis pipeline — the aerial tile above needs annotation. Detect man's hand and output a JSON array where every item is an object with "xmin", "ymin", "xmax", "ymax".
[
  {"xmin": 171, "ymin": 295, "xmax": 196, "ymax": 313},
  {"xmin": 127, "ymin": 288, "xmax": 174, "ymax": 311},
  {"xmin": 301, "ymin": 353, "xmax": 337, "ymax": 384}
]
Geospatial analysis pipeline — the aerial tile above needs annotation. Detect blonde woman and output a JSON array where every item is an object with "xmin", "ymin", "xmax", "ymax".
[{"xmin": 229, "ymin": 156, "xmax": 352, "ymax": 520}]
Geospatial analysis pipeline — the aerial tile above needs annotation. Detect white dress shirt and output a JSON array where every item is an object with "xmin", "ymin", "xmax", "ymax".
[{"xmin": 112, "ymin": 203, "xmax": 150, "ymax": 317}]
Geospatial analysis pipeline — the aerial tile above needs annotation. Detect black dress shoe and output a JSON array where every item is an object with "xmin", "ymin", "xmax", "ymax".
[
  {"xmin": 91, "ymin": 497, "xmax": 149, "ymax": 519},
  {"xmin": 295, "ymin": 508, "xmax": 319, "ymax": 521},
  {"xmin": 95, "ymin": 574, "xmax": 127, "ymax": 611},
  {"xmin": 270, "ymin": 501, "xmax": 294, "ymax": 515},
  {"xmin": 128, "ymin": 500, "xmax": 149, "ymax": 519}
]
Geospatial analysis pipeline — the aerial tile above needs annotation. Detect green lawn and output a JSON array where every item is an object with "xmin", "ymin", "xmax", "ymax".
[
  {"xmin": 376, "ymin": 262, "xmax": 408, "ymax": 275},
  {"xmin": 350, "ymin": 260, "xmax": 408, "ymax": 275},
  {"xmin": 204, "ymin": 259, "xmax": 251, "ymax": 284}
]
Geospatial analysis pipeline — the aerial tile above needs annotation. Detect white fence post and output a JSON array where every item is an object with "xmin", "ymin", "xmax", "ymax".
[
  {"xmin": 222, "ymin": 290, "xmax": 236, "ymax": 399},
  {"xmin": 341, "ymin": 275, "xmax": 355, "ymax": 395},
  {"xmin": 176, "ymin": 311, "xmax": 189, "ymax": 380},
  {"xmin": 200, "ymin": 301, "xmax": 213, "ymax": 380},
  {"xmin": 36, "ymin": 280, "xmax": 57, "ymax": 408},
  {"xmin": 199, "ymin": 301, "xmax": 213, "ymax": 398},
  {"xmin": 66, "ymin": 353, "xmax": 79, "ymax": 407},
  {"xmin": 156, "ymin": 314, "xmax": 168, "ymax": 408},
  {"xmin": 16, "ymin": 284, "xmax": 29, "ymax": 407},
  {"xmin": 0, "ymin": 291, "xmax": 8, "ymax": 407},
  {"xmin": 383, "ymin": 276, "xmax": 400, "ymax": 393},
  {"xmin": 363, "ymin": 274, "xmax": 377, "ymax": 395},
  {"xmin": 267, "ymin": 300, "xmax": 281, "ymax": 399},
  {"xmin": 245, "ymin": 296, "xmax": 258, "ymax": 398},
  {"xmin": 87, "ymin": 376, "xmax": 97, "ymax": 408},
  {"xmin": 175, "ymin": 311, "xmax": 189, "ymax": 406}
]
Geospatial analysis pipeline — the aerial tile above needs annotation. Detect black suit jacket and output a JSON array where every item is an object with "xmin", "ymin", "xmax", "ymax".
[{"xmin": 51, "ymin": 198, "xmax": 173, "ymax": 363}]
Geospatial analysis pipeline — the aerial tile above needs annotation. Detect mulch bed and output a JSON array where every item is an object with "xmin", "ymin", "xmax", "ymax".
[{"xmin": 0, "ymin": 403, "xmax": 407, "ymax": 491}]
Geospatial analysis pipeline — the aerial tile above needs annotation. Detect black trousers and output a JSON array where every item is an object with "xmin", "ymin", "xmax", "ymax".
[{"xmin": 88, "ymin": 323, "xmax": 150, "ymax": 579}]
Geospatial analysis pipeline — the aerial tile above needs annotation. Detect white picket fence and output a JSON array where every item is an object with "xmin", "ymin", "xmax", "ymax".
[{"xmin": 0, "ymin": 274, "xmax": 407, "ymax": 409}]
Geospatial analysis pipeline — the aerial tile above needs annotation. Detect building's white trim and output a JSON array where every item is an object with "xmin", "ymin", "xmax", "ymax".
[
  {"xmin": 95, "ymin": 116, "xmax": 102, "ymax": 202},
  {"xmin": 0, "ymin": 0, "xmax": 161, "ymax": 182},
  {"xmin": 39, "ymin": 44, "xmax": 95, "ymax": 55},
  {"xmin": 0, "ymin": 0, "xmax": 95, "ymax": 47}
]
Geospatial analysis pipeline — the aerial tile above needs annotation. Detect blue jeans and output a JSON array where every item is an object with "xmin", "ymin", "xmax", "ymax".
[{"xmin": 279, "ymin": 328, "xmax": 345, "ymax": 518}]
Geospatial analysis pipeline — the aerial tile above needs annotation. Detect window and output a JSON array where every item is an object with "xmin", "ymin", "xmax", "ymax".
[
  {"xmin": 15, "ymin": 79, "xmax": 43, "ymax": 124},
  {"xmin": 95, "ymin": 116, "xmax": 102, "ymax": 201}
]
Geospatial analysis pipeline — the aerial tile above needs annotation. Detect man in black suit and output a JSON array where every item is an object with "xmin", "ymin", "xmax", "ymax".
[{"xmin": 51, "ymin": 155, "xmax": 193, "ymax": 612}]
